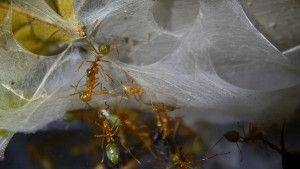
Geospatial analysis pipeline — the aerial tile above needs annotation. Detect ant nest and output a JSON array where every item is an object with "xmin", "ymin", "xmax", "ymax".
[{"xmin": 0, "ymin": 1, "xmax": 300, "ymax": 167}]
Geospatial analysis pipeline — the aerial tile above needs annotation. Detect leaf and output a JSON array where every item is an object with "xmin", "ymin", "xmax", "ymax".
[
  {"xmin": 0, "ymin": 0, "xmax": 83, "ymax": 55},
  {"xmin": 0, "ymin": 130, "xmax": 8, "ymax": 136},
  {"xmin": 0, "ymin": 131, "xmax": 15, "ymax": 160}
]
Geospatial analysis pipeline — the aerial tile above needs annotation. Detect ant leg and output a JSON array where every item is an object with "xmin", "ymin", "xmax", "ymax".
[
  {"xmin": 88, "ymin": 20, "xmax": 101, "ymax": 55},
  {"xmin": 101, "ymin": 138, "xmax": 105, "ymax": 163},
  {"xmin": 61, "ymin": 91, "xmax": 84, "ymax": 99},
  {"xmin": 104, "ymin": 102, "xmax": 110, "ymax": 110},
  {"xmin": 237, "ymin": 122, "xmax": 246, "ymax": 138},
  {"xmin": 98, "ymin": 59, "xmax": 115, "ymax": 82},
  {"xmin": 97, "ymin": 64, "xmax": 109, "ymax": 82},
  {"xmin": 123, "ymin": 71, "xmax": 133, "ymax": 86},
  {"xmin": 136, "ymin": 91, "xmax": 145, "ymax": 103},
  {"xmin": 92, "ymin": 81, "xmax": 103, "ymax": 90},
  {"xmin": 92, "ymin": 90, "xmax": 111, "ymax": 96},
  {"xmin": 89, "ymin": 19, "xmax": 98, "ymax": 41},
  {"xmin": 116, "ymin": 46, "xmax": 120, "ymax": 60},
  {"xmin": 133, "ymin": 93, "xmax": 139, "ymax": 102},
  {"xmin": 76, "ymin": 60, "xmax": 95, "ymax": 72},
  {"xmin": 119, "ymin": 91, "xmax": 125, "ymax": 104},
  {"xmin": 71, "ymin": 75, "xmax": 86, "ymax": 92},
  {"xmin": 120, "ymin": 142, "xmax": 141, "ymax": 164},
  {"xmin": 95, "ymin": 121, "xmax": 105, "ymax": 130},
  {"xmin": 249, "ymin": 123, "xmax": 252, "ymax": 137},
  {"xmin": 206, "ymin": 136, "xmax": 224, "ymax": 152},
  {"xmin": 155, "ymin": 110, "xmax": 162, "ymax": 127},
  {"xmin": 112, "ymin": 123, "xmax": 121, "ymax": 136},
  {"xmin": 124, "ymin": 90, "xmax": 130, "ymax": 98},
  {"xmin": 236, "ymin": 142, "xmax": 243, "ymax": 162},
  {"xmin": 191, "ymin": 152, "xmax": 230, "ymax": 164},
  {"xmin": 110, "ymin": 45, "xmax": 120, "ymax": 60},
  {"xmin": 281, "ymin": 122, "xmax": 286, "ymax": 152},
  {"xmin": 172, "ymin": 120, "xmax": 181, "ymax": 139},
  {"xmin": 88, "ymin": 49, "xmax": 100, "ymax": 59},
  {"xmin": 166, "ymin": 163, "xmax": 177, "ymax": 169},
  {"xmin": 104, "ymin": 72, "xmax": 114, "ymax": 84}
]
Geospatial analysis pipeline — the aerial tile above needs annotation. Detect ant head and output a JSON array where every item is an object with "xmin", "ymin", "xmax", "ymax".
[
  {"xmin": 224, "ymin": 130, "xmax": 240, "ymax": 142},
  {"xmin": 98, "ymin": 43, "xmax": 110, "ymax": 55},
  {"xmin": 86, "ymin": 68, "xmax": 93, "ymax": 77},
  {"xmin": 121, "ymin": 83, "xmax": 130, "ymax": 90}
]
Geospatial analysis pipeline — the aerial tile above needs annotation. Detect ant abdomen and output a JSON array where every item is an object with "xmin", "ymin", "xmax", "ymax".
[
  {"xmin": 80, "ymin": 91, "xmax": 92, "ymax": 103},
  {"xmin": 106, "ymin": 143, "xmax": 120, "ymax": 164},
  {"xmin": 98, "ymin": 43, "xmax": 110, "ymax": 55},
  {"xmin": 224, "ymin": 131, "xmax": 240, "ymax": 142}
]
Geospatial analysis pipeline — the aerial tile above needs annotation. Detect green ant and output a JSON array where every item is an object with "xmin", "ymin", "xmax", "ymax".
[{"xmin": 210, "ymin": 122, "xmax": 265, "ymax": 162}]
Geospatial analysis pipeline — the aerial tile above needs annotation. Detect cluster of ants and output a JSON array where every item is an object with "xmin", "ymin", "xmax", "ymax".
[{"xmin": 60, "ymin": 20, "xmax": 300, "ymax": 169}]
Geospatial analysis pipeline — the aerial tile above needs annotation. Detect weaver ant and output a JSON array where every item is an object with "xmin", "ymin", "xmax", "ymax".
[
  {"xmin": 68, "ymin": 20, "xmax": 120, "ymax": 104},
  {"xmin": 77, "ymin": 19, "xmax": 119, "ymax": 83},
  {"xmin": 152, "ymin": 103, "xmax": 176, "ymax": 139},
  {"xmin": 94, "ymin": 118, "xmax": 140, "ymax": 165},
  {"xmin": 210, "ymin": 122, "xmax": 265, "ymax": 162},
  {"xmin": 120, "ymin": 71, "xmax": 145, "ymax": 103},
  {"xmin": 166, "ymin": 147, "xmax": 229, "ymax": 169}
]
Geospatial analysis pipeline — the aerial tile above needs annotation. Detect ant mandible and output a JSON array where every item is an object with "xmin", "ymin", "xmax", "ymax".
[{"xmin": 209, "ymin": 122, "xmax": 265, "ymax": 162}]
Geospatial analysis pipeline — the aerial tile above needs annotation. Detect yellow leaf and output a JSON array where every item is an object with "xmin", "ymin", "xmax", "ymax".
[
  {"xmin": 0, "ymin": 130, "xmax": 8, "ymax": 136},
  {"xmin": 57, "ymin": 0, "xmax": 76, "ymax": 21},
  {"xmin": 0, "ymin": 0, "xmax": 84, "ymax": 55}
]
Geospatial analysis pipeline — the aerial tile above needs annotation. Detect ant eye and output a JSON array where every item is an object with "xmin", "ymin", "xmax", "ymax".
[
  {"xmin": 98, "ymin": 43, "xmax": 110, "ymax": 55},
  {"xmin": 106, "ymin": 143, "xmax": 119, "ymax": 164},
  {"xmin": 224, "ymin": 130, "xmax": 240, "ymax": 142}
]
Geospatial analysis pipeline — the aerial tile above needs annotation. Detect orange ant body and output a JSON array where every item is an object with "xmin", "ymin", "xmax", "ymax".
[
  {"xmin": 120, "ymin": 71, "xmax": 145, "ymax": 103},
  {"xmin": 68, "ymin": 20, "xmax": 119, "ymax": 104},
  {"xmin": 152, "ymin": 103, "xmax": 175, "ymax": 138},
  {"xmin": 210, "ymin": 122, "xmax": 265, "ymax": 162},
  {"xmin": 64, "ymin": 67, "xmax": 110, "ymax": 104},
  {"xmin": 79, "ymin": 19, "xmax": 119, "ymax": 83}
]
